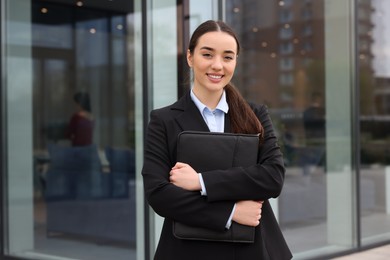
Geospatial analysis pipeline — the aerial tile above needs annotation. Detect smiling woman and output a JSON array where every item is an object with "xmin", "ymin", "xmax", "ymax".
[
  {"xmin": 187, "ymin": 31, "xmax": 237, "ymax": 107},
  {"xmin": 142, "ymin": 20, "xmax": 292, "ymax": 260}
]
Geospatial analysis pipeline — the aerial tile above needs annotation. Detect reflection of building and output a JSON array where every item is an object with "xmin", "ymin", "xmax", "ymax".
[
  {"xmin": 357, "ymin": 0, "xmax": 390, "ymax": 142},
  {"xmin": 32, "ymin": 0, "xmax": 135, "ymax": 150},
  {"xmin": 226, "ymin": 0, "xmax": 325, "ymax": 110},
  {"xmin": 228, "ymin": 0, "xmax": 377, "ymax": 113},
  {"xmin": 374, "ymin": 77, "xmax": 390, "ymax": 114},
  {"xmin": 358, "ymin": 0, "xmax": 376, "ymax": 115},
  {"xmin": 370, "ymin": 0, "xmax": 390, "ymax": 115}
]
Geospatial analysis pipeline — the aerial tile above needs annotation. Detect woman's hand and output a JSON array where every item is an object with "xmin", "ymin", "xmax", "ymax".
[
  {"xmin": 233, "ymin": 200, "xmax": 263, "ymax": 227},
  {"xmin": 169, "ymin": 162, "xmax": 201, "ymax": 191}
]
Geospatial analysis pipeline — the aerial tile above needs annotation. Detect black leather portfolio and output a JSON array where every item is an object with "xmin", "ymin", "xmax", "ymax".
[{"xmin": 173, "ymin": 131, "xmax": 260, "ymax": 243}]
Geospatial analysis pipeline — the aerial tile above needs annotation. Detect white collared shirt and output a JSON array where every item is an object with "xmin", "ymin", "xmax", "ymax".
[{"xmin": 190, "ymin": 89, "xmax": 229, "ymax": 133}]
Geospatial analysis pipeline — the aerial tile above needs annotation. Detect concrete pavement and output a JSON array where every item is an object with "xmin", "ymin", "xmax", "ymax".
[{"xmin": 333, "ymin": 244, "xmax": 390, "ymax": 260}]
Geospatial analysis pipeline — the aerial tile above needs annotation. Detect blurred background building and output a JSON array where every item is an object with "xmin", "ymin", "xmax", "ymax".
[{"xmin": 1, "ymin": 0, "xmax": 390, "ymax": 259}]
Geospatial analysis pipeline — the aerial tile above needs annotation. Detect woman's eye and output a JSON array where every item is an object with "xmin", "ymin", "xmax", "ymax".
[
  {"xmin": 225, "ymin": 56, "xmax": 234, "ymax": 60},
  {"xmin": 202, "ymin": 53, "xmax": 212, "ymax": 58}
]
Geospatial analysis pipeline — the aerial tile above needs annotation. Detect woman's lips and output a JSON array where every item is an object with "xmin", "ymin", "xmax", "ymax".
[{"xmin": 207, "ymin": 74, "xmax": 223, "ymax": 82}]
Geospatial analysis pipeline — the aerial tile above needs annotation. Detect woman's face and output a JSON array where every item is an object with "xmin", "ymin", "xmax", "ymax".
[{"xmin": 187, "ymin": 31, "xmax": 237, "ymax": 95}]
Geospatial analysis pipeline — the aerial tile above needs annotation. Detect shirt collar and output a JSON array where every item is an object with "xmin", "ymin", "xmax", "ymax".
[{"xmin": 190, "ymin": 89, "xmax": 229, "ymax": 114}]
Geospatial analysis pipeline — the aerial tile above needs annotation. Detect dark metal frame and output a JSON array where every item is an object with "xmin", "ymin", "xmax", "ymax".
[
  {"xmin": 0, "ymin": 0, "xmax": 9, "ymax": 259},
  {"xmin": 141, "ymin": 0, "xmax": 152, "ymax": 259},
  {"xmin": 0, "ymin": 0, "xmax": 4, "ymax": 255},
  {"xmin": 176, "ymin": 0, "xmax": 190, "ymax": 98}
]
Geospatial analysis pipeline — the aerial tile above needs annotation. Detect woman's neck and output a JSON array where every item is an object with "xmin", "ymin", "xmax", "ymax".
[{"xmin": 192, "ymin": 87, "xmax": 223, "ymax": 110}]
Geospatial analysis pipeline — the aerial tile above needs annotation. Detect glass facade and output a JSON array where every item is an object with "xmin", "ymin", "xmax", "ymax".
[
  {"xmin": 0, "ymin": 0, "xmax": 389, "ymax": 259},
  {"xmin": 2, "ymin": 0, "xmax": 144, "ymax": 259},
  {"xmin": 359, "ymin": 0, "xmax": 390, "ymax": 246},
  {"xmin": 225, "ymin": 0, "xmax": 356, "ymax": 258}
]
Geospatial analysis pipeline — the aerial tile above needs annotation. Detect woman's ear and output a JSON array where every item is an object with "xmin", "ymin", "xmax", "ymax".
[{"xmin": 186, "ymin": 49, "xmax": 193, "ymax": 67}]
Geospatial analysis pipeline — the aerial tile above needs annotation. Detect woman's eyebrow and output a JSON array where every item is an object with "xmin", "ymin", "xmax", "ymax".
[{"xmin": 200, "ymin": 46, "xmax": 236, "ymax": 55}]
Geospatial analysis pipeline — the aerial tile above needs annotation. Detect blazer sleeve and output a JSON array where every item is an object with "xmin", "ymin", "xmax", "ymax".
[
  {"xmin": 201, "ymin": 104, "xmax": 286, "ymax": 202},
  {"xmin": 142, "ymin": 109, "xmax": 235, "ymax": 231}
]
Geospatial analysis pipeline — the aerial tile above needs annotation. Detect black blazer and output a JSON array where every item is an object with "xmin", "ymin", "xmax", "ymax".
[{"xmin": 142, "ymin": 91, "xmax": 292, "ymax": 260}]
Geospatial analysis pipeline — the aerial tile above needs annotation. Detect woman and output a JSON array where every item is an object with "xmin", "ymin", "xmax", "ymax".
[
  {"xmin": 142, "ymin": 20, "xmax": 292, "ymax": 260},
  {"xmin": 66, "ymin": 91, "xmax": 94, "ymax": 146}
]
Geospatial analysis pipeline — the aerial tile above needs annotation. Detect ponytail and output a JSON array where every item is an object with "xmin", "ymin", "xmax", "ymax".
[{"xmin": 225, "ymin": 83, "xmax": 264, "ymax": 141}]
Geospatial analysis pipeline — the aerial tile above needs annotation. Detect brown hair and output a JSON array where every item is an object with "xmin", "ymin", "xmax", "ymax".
[
  {"xmin": 188, "ymin": 20, "xmax": 264, "ymax": 138},
  {"xmin": 74, "ymin": 91, "xmax": 91, "ymax": 112}
]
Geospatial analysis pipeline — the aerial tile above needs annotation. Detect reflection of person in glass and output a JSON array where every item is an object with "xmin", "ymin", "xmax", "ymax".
[
  {"xmin": 303, "ymin": 92, "xmax": 325, "ymax": 143},
  {"xmin": 302, "ymin": 92, "xmax": 326, "ymax": 174},
  {"xmin": 142, "ymin": 20, "xmax": 291, "ymax": 260},
  {"xmin": 66, "ymin": 92, "xmax": 94, "ymax": 146}
]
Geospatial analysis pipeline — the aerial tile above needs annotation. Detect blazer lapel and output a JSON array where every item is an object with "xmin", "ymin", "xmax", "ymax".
[
  {"xmin": 224, "ymin": 113, "xmax": 231, "ymax": 133},
  {"xmin": 172, "ymin": 91, "xmax": 232, "ymax": 133},
  {"xmin": 172, "ymin": 91, "xmax": 210, "ymax": 132}
]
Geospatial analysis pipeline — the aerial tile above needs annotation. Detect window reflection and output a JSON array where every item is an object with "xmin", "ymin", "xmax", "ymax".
[
  {"xmin": 30, "ymin": 0, "xmax": 137, "ymax": 259},
  {"xmin": 279, "ymin": 10, "xmax": 293, "ymax": 23},
  {"xmin": 279, "ymin": 27, "xmax": 293, "ymax": 39},
  {"xmin": 223, "ymin": 0, "xmax": 390, "ymax": 255},
  {"xmin": 279, "ymin": 58, "xmax": 294, "ymax": 71},
  {"xmin": 360, "ymin": 0, "xmax": 390, "ymax": 246},
  {"xmin": 225, "ymin": 0, "xmax": 330, "ymax": 257}
]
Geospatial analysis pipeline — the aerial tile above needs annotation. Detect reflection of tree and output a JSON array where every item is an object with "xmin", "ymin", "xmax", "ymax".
[
  {"xmin": 306, "ymin": 60, "xmax": 325, "ymax": 100},
  {"xmin": 359, "ymin": 62, "xmax": 386, "ymax": 165},
  {"xmin": 359, "ymin": 68, "xmax": 375, "ymax": 115}
]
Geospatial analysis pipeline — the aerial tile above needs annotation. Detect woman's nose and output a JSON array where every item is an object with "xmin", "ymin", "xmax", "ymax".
[{"xmin": 211, "ymin": 57, "xmax": 223, "ymax": 70}]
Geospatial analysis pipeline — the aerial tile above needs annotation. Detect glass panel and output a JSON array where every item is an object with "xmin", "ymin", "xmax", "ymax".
[
  {"xmin": 148, "ymin": 0, "xmax": 219, "ymax": 254},
  {"xmin": 359, "ymin": 0, "xmax": 390, "ymax": 245},
  {"xmin": 3, "ymin": 0, "xmax": 143, "ymax": 259},
  {"xmin": 149, "ymin": 0, "xmax": 179, "ymax": 251},
  {"xmin": 225, "ymin": 0, "xmax": 355, "ymax": 258}
]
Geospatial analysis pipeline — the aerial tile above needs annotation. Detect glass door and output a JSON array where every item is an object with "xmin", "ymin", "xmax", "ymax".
[
  {"xmin": 359, "ymin": 0, "xmax": 390, "ymax": 246},
  {"xmin": 2, "ymin": 0, "xmax": 144, "ymax": 259}
]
